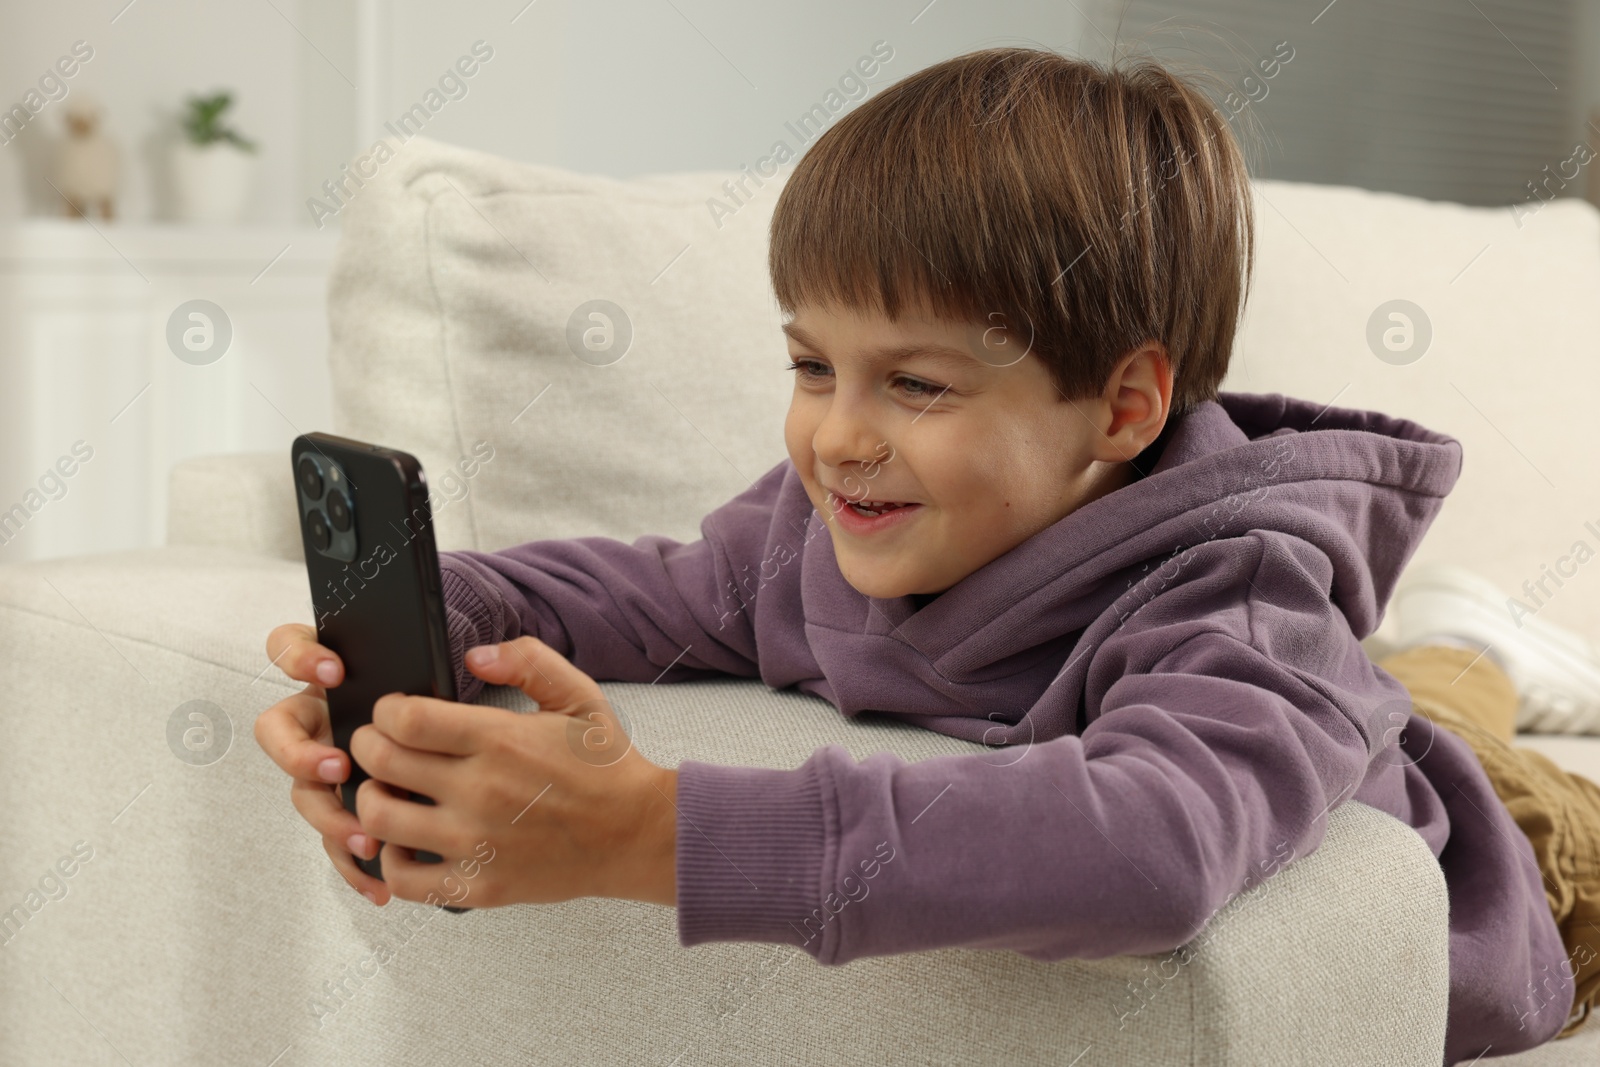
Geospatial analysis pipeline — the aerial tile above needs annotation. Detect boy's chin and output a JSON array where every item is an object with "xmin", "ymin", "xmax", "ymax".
[{"xmin": 837, "ymin": 566, "xmax": 923, "ymax": 601}]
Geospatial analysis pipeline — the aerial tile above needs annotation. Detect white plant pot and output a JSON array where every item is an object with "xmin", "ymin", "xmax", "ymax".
[{"xmin": 171, "ymin": 142, "xmax": 255, "ymax": 225}]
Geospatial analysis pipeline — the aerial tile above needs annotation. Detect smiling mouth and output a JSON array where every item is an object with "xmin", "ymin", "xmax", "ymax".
[{"xmin": 827, "ymin": 490, "xmax": 918, "ymax": 517}]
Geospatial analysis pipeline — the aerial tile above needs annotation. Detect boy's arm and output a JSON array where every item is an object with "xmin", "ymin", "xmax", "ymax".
[
  {"xmin": 672, "ymin": 534, "xmax": 1402, "ymax": 963},
  {"xmin": 439, "ymin": 463, "xmax": 788, "ymax": 701}
]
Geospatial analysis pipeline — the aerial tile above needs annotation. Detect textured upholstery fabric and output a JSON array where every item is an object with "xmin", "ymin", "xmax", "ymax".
[
  {"xmin": 0, "ymin": 546, "xmax": 1452, "ymax": 1064},
  {"xmin": 323, "ymin": 136, "xmax": 793, "ymax": 555},
  {"xmin": 168, "ymin": 451, "xmax": 302, "ymax": 563}
]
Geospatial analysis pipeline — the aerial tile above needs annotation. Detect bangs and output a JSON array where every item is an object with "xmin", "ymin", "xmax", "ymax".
[{"xmin": 767, "ymin": 47, "xmax": 1257, "ymax": 415}]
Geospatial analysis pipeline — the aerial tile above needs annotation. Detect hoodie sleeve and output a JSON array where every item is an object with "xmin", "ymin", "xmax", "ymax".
[
  {"xmin": 437, "ymin": 464, "xmax": 789, "ymax": 702},
  {"xmin": 673, "ymin": 531, "xmax": 1399, "ymax": 964}
]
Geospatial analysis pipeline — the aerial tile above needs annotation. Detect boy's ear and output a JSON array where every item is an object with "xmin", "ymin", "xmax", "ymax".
[{"xmin": 1093, "ymin": 341, "xmax": 1172, "ymax": 462}]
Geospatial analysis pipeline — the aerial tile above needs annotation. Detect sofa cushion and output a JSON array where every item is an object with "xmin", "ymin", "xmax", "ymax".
[
  {"xmin": 326, "ymin": 135, "xmax": 792, "ymax": 554},
  {"xmin": 167, "ymin": 452, "xmax": 303, "ymax": 562}
]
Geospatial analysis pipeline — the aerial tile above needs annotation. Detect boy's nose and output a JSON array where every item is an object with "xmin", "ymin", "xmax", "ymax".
[{"xmin": 811, "ymin": 397, "xmax": 889, "ymax": 474}]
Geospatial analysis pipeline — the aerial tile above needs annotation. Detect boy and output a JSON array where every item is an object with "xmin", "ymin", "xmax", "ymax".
[{"xmin": 255, "ymin": 48, "xmax": 1600, "ymax": 1064}]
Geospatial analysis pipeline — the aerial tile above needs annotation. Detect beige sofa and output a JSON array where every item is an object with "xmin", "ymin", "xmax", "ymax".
[{"xmin": 3, "ymin": 135, "xmax": 1598, "ymax": 1065}]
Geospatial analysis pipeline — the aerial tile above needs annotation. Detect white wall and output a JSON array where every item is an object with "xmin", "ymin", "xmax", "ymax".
[
  {"xmin": 368, "ymin": 0, "xmax": 1092, "ymax": 179},
  {"xmin": 0, "ymin": 0, "xmax": 324, "ymax": 223},
  {"xmin": 0, "ymin": 0, "xmax": 1096, "ymax": 223}
]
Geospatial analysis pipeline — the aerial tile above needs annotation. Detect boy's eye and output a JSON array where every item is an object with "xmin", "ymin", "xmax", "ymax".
[
  {"xmin": 785, "ymin": 358, "xmax": 827, "ymax": 381},
  {"xmin": 893, "ymin": 376, "xmax": 935, "ymax": 398},
  {"xmin": 785, "ymin": 359, "xmax": 944, "ymax": 401}
]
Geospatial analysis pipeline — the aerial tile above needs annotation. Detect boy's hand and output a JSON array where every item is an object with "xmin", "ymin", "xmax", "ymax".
[
  {"xmin": 350, "ymin": 636, "xmax": 678, "ymax": 910},
  {"xmin": 252, "ymin": 622, "xmax": 393, "ymax": 905}
]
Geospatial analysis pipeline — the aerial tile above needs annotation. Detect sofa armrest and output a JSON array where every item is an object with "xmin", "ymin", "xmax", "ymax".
[
  {"xmin": 1178, "ymin": 799, "xmax": 1449, "ymax": 1063},
  {"xmin": 0, "ymin": 549, "xmax": 1451, "ymax": 1066},
  {"xmin": 167, "ymin": 452, "xmax": 302, "ymax": 562}
]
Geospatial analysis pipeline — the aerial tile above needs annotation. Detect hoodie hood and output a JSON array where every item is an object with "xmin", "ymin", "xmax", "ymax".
[{"xmin": 798, "ymin": 390, "xmax": 1462, "ymax": 724}]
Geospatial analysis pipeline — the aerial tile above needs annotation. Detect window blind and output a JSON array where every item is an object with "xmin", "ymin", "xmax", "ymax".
[{"xmin": 1079, "ymin": 0, "xmax": 1580, "ymax": 207}]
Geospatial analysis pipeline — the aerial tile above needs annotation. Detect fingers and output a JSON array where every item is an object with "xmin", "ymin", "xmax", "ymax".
[
  {"xmin": 320, "ymin": 835, "xmax": 391, "ymax": 905},
  {"xmin": 351, "ymin": 721, "xmax": 457, "ymax": 794},
  {"xmin": 265, "ymin": 621, "xmax": 343, "ymax": 687},
  {"xmin": 254, "ymin": 687, "xmax": 348, "ymax": 785},
  {"xmin": 381, "ymin": 843, "xmax": 478, "ymax": 908},
  {"xmin": 464, "ymin": 635, "xmax": 601, "ymax": 711},
  {"xmin": 355, "ymin": 778, "xmax": 462, "ymax": 860},
  {"xmin": 292, "ymin": 779, "xmax": 389, "ymax": 903},
  {"xmin": 290, "ymin": 777, "xmax": 371, "ymax": 854},
  {"xmin": 370, "ymin": 692, "xmax": 499, "ymax": 757},
  {"xmin": 261, "ymin": 621, "xmax": 382, "ymax": 907}
]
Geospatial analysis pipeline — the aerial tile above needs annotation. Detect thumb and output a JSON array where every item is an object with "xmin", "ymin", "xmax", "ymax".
[{"xmin": 465, "ymin": 635, "xmax": 599, "ymax": 711}]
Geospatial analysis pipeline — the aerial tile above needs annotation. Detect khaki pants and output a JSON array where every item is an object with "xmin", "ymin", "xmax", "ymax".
[{"xmin": 1379, "ymin": 644, "xmax": 1600, "ymax": 1039}]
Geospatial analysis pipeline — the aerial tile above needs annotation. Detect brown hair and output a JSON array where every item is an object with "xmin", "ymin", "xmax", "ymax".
[{"xmin": 768, "ymin": 46, "xmax": 1258, "ymax": 417}]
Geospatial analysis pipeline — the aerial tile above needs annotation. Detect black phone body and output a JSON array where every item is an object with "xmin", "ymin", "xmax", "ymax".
[{"xmin": 291, "ymin": 432, "xmax": 467, "ymax": 909}]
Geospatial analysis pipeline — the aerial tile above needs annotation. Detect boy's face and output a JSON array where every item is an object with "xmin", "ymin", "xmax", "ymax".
[{"xmin": 783, "ymin": 301, "xmax": 1140, "ymax": 600}]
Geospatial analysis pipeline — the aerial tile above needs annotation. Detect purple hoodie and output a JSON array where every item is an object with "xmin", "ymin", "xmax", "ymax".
[{"xmin": 438, "ymin": 391, "xmax": 1572, "ymax": 1064}]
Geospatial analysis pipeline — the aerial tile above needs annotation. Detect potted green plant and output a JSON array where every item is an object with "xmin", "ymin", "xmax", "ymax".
[{"xmin": 171, "ymin": 90, "xmax": 258, "ymax": 224}]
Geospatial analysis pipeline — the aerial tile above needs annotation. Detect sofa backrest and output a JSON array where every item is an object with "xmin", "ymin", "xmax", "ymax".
[{"xmin": 327, "ymin": 135, "xmax": 1600, "ymax": 637}]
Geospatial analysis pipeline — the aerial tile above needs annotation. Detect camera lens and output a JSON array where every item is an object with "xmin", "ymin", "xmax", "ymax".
[
  {"xmin": 327, "ymin": 491, "xmax": 352, "ymax": 532},
  {"xmin": 308, "ymin": 509, "xmax": 331, "ymax": 551},
  {"xmin": 298, "ymin": 456, "xmax": 323, "ymax": 499}
]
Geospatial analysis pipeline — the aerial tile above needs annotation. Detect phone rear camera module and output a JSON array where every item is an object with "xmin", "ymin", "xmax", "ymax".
[
  {"xmin": 295, "ymin": 448, "xmax": 357, "ymax": 563},
  {"xmin": 326, "ymin": 491, "xmax": 352, "ymax": 532},
  {"xmin": 297, "ymin": 455, "xmax": 323, "ymax": 499},
  {"xmin": 307, "ymin": 509, "xmax": 332, "ymax": 551}
]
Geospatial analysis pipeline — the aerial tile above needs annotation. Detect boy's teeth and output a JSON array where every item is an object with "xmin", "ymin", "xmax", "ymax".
[{"xmin": 829, "ymin": 490, "xmax": 915, "ymax": 515}]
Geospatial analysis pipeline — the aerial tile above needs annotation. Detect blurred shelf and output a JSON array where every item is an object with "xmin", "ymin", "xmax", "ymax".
[{"xmin": 0, "ymin": 219, "xmax": 341, "ymax": 276}]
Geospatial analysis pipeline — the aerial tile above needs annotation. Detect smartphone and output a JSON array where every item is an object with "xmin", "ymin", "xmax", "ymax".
[{"xmin": 290, "ymin": 432, "xmax": 469, "ymax": 913}]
